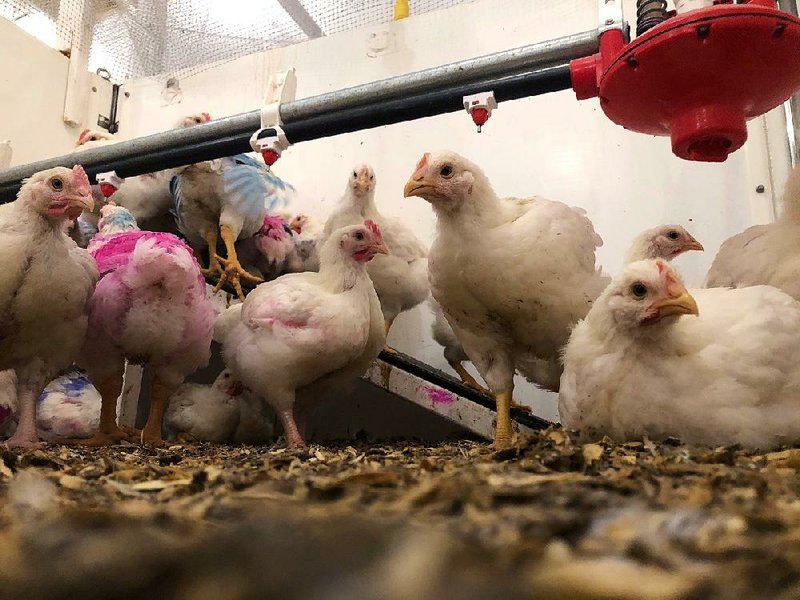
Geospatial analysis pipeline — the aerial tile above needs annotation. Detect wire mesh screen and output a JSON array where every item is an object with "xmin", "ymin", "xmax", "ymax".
[{"xmin": 0, "ymin": 0, "xmax": 475, "ymax": 83}]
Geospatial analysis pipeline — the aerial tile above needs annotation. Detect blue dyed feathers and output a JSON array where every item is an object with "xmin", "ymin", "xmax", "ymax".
[{"xmin": 222, "ymin": 154, "xmax": 295, "ymax": 220}]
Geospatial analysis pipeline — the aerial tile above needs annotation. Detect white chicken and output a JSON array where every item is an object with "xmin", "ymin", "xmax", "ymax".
[
  {"xmin": 73, "ymin": 129, "xmax": 176, "ymax": 235},
  {"xmin": 170, "ymin": 112, "xmax": 296, "ymax": 300},
  {"xmin": 0, "ymin": 165, "xmax": 98, "ymax": 447},
  {"xmin": 706, "ymin": 165, "xmax": 800, "ymax": 297},
  {"xmin": 560, "ymin": 258, "xmax": 800, "ymax": 450},
  {"xmin": 0, "ymin": 369, "xmax": 101, "ymax": 440},
  {"xmin": 285, "ymin": 213, "xmax": 322, "ymax": 273},
  {"xmin": 215, "ymin": 221, "xmax": 388, "ymax": 448},
  {"xmin": 428, "ymin": 224, "xmax": 704, "ymax": 394},
  {"xmin": 0, "ymin": 370, "xmax": 16, "ymax": 438},
  {"xmin": 235, "ymin": 214, "xmax": 297, "ymax": 281},
  {"xmin": 164, "ymin": 370, "xmax": 274, "ymax": 444},
  {"xmin": 404, "ymin": 151, "xmax": 609, "ymax": 447},
  {"xmin": 71, "ymin": 129, "xmax": 115, "ymax": 240},
  {"xmin": 324, "ymin": 165, "xmax": 428, "ymax": 351}
]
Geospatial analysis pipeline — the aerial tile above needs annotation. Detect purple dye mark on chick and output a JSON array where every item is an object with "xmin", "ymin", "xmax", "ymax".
[{"xmin": 426, "ymin": 386, "xmax": 455, "ymax": 405}]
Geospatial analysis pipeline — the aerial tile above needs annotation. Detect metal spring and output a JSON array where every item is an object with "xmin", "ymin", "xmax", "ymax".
[{"xmin": 636, "ymin": 0, "xmax": 669, "ymax": 36}]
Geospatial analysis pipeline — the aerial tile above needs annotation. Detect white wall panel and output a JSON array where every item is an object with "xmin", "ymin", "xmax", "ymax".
[{"xmin": 0, "ymin": 16, "xmax": 114, "ymax": 167}]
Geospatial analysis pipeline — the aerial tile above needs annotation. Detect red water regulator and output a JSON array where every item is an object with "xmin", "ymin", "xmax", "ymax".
[
  {"xmin": 96, "ymin": 171, "xmax": 124, "ymax": 197},
  {"xmin": 570, "ymin": 0, "xmax": 800, "ymax": 162}
]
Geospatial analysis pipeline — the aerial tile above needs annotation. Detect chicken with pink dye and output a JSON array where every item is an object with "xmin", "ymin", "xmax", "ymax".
[
  {"xmin": 73, "ymin": 203, "xmax": 216, "ymax": 446},
  {"xmin": 236, "ymin": 214, "xmax": 298, "ymax": 281},
  {"xmin": 215, "ymin": 221, "xmax": 388, "ymax": 448},
  {"xmin": 0, "ymin": 165, "xmax": 98, "ymax": 448}
]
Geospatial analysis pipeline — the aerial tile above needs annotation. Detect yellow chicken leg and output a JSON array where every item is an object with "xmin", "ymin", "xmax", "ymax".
[
  {"xmin": 447, "ymin": 361, "xmax": 530, "ymax": 412},
  {"xmin": 383, "ymin": 317, "xmax": 397, "ymax": 354},
  {"xmin": 448, "ymin": 360, "xmax": 488, "ymax": 393},
  {"xmin": 201, "ymin": 228, "xmax": 222, "ymax": 277},
  {"xmin": 58, "ymin": 373, "xmax": 137, "ymax": 446},
  {"xmin": 492, "ymin": 389, "xmax": 516, "ymax": 449},
  {"xmin": 140, "ymin": 376, "xmax": 172, "ymax": 447},
  {"xmin": 213, "ymin": 224, "xmax": 263, "ymax": 301}
]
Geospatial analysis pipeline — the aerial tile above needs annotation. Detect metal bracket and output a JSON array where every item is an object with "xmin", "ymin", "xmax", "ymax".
[
  {"xmin": 252, "ymin": 69, "xmax": 298, "ymax": 166},
  {"xmin": 261, "ymin": 68, "xmax": 298, "ymax": 129},
  {"xmin": 599, "ymin": 0, "xmax": 626, "ymax": 34},
  {"xmin": 97, "ymin": 83, "xmax": 121, "ymax": 134},
  {"xmin": 249, "ymin": 126, "xmax": 291, "ymax": 166}
]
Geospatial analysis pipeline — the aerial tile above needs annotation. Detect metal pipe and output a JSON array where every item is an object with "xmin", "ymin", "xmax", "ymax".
[
  {"xmin": 281, "ymin": 29, "xmax": 598, "ymax": 119},
  {"xmin": 0, "ymin": 31, "xmax": 593, "ymax": 201}
]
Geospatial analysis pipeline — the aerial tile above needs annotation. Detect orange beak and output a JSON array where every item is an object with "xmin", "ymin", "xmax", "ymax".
[
  {"xmin": 403, "ymin": 176, "xmax": 438, "ymax": 199},
  {"xmin": 650, "ymin": 274, "xmax": 699, "ymax": 320},
  {"xmin": 684, "ymin": 235, "xmax": 704, "ymax": 252}
]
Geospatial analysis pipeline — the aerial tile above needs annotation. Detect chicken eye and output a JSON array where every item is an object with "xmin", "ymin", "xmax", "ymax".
[
  {"xmin": 369, "ymin": 175, "xmax": 374, "ymax": 180},
  {"xmin": 440, "ymin": 165, "xmax": 454, "ymax": 178},
  {"xmin": 355, "ymin": 232, "xmax": 364, "ymax": 241},
  {"xmin": 353, "ymin": 171, "xmax": 358, "ymax": 178},
  {"xmin": 667, "ymin": 230, "xmax": 679, "ymax": 240},
  {"xmin": 51, "ymin": 178, "xmax": 64, "ymax": 191},
  {"xmin": 630, "ymin": 282, "xmax": 648, "ymax": 298}
]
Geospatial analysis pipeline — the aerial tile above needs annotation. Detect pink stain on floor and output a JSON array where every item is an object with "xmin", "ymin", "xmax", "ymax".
[{"xmin": 426, "ymin": 386, "xmax": 455, "ymax": 405}]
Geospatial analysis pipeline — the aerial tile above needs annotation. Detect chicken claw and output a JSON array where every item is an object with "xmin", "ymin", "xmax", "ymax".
[
  {"xmin": 213, "ymin": 256, "xmax": 263, "ymax": 301},
  {"xmin": 3, "ymin": 437, "xmax": 45, "ymax": 450},
  {"xmin": 382, "ymin": 318, "xmax": 398, "ymax": 354},
  {"xmin": 57, "ymin": 428, "xmax": 135, "ymax": 447},
  {"xmin": 201, "ymin": 254, "xmax": 223, "ymax": 279}
]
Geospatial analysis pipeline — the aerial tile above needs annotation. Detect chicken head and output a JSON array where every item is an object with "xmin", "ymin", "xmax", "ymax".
[
  {"xmin": 349, "ymin": 164, "xmax": 375, "ymax": 197},
  {"xmin": 606, "ymin": 259, "xmax": 699, "ymax": 328},
  {"xmin": 22, "ymin": 165, "xmax": 94, "ymax": 222},
  {"xmin": 626, "ymin": 225, "xmax": 704, "ymax": 263},
  {"xmin": 338, "ymin": 220, "xmax": 389, "ymax": 262},
  {"xmin": 289, "ymin": 214, "xmax": 310, "ymax": 234},
  {"xmin": 179, "ymin": 112, "xmax": 212, "ymax": 128},
  {"xmin": 403, "ymin": 151, "xmax": 477, "ymax": 207}
]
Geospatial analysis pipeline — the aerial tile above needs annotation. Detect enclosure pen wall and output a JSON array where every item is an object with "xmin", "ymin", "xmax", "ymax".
[{"xmin": 1, "ymin": 0, "xmax": 800, "ymax": 598}]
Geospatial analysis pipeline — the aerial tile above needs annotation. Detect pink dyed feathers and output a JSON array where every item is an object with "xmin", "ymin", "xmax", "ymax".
[{"xmin": 90, "ymin": 231, "xmax": 205, "ymax": 285}]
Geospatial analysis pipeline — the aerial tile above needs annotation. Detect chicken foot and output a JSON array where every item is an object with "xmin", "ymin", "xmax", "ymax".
[
  {"xmin": 59, "ymin": 373, "xmax": 136, "ymax": 446},
  {"xmin": 4, "ymin": 382, "xmax": 44, "ymax": 449},
  {"xmin": 140, "ymin": 376, "xmax": 173, "ymax": 447},
  {"xmin": 213, "ymin": 224, "xmax": 263, "ymax": 301},
  {"xmin": 200, "ymin": 228, "xmax": 222, "ymax": 278},
  {"xmin": 492, "ymin": 390, "xmax": 516, "ymax": 450}
]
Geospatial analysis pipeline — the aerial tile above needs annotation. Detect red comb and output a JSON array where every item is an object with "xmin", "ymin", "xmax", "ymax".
[
  {"xmin": 77, "ymin": 129, "xmax": 90, "ymax": 143},
  {"xmin": 415, "ymin": 153, "xmax": 430, "ymax": 172},
  {"xmin": 364, "ymin": 219, "xmax": 382, "ymax": 241},
  {"xmin": 202, "ymin": 112, "xmax": 211, "ymax": 121},
  {"xmin": 72, "ymin": 164, "xmax": 90, "ymax": 188},
  {"xmin": 655, "ymin": 259, "xmax": 666, "ymax": 274}
]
